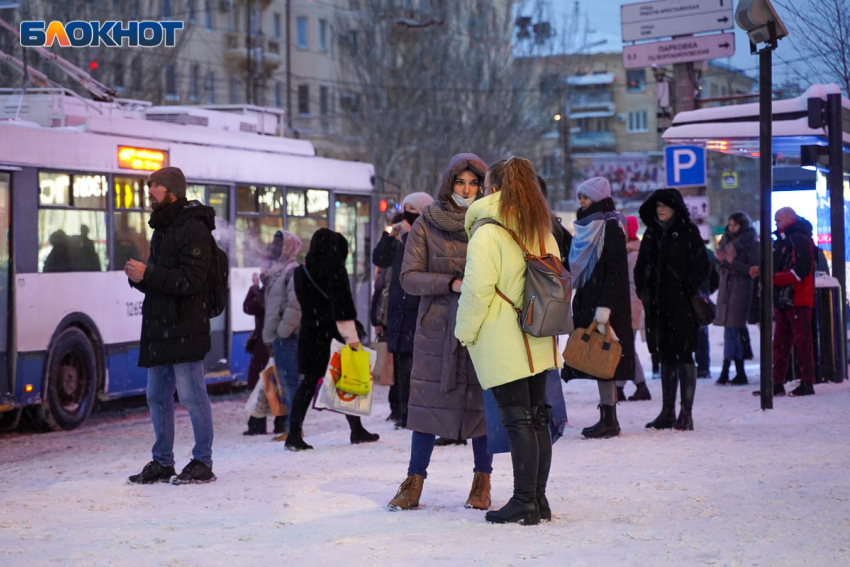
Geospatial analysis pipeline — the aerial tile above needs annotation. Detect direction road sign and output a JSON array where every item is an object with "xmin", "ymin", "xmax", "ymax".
[
  {"xmin": 620, "ymin": 0, "xmax": 735, "ymax": 41},
  {"xmin": 665, "ymin": 145, "xmax": 706, "ymax": 188},
  {"xmin": 622, "ymin": 0, "xmax": 733, "ymax": 42},
  {"xmin": 623, "ymin": 33, "xmax": 735, "ymax": 70},
  {"xmin": 683, "ymin": 196, "xmax": 711, "ymax": 220}
]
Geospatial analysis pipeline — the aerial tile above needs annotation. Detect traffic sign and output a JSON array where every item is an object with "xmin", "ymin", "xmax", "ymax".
[
  {"xmin": 665, "ymin": 145, "xmax": 706, "ymax": 188},
  {"xmin": 721, "ymin": 171, "xmax": 738, "ymax": 189},
  {"xmin": 621, "ymin": 0, "xmax": 734, "ymax": 42},
  {"xmin": 623, "ymin": 33, "xmax": 735, "ymax": 69},
  {"xmin": 683, "ymin": 196, "xmax": 711, "ymax": 220}
]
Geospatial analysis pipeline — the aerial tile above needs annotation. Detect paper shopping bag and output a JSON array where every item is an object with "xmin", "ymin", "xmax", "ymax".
[
  {"xmin": 373, "ymin": 341, "xmax": 394, "ymax": 386},
  {"xmin": 261, "ymin": 362, "xmax": 287, "ymax": 417}
]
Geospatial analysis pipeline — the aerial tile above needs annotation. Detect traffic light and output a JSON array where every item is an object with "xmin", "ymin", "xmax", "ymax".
[
  {"xmin": 379, "ymin": 199, "xmax": 388, "ymax": 213},
  {"xmin": 89, "ymin": 59, "xmax": 98, "ymax": 71}
]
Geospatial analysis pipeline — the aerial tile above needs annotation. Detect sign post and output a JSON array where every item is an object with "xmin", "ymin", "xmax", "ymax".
[
  {"xmin": 621, "ymin": 0, "xmax": 734, "ymax": 42},
  {"xmin": 623, "ymin": 33, "xmax": 735, "ymax": 69}
]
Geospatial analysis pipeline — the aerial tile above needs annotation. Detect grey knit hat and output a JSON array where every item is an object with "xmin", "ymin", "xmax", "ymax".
[
  {"xmin": 576, "ymin": 176, "xmax": 611, "ymax": 203},
  {"xmin": 402, "ymin": 191, "xmax": 434, "ymax": 212},
  {"xmin": 148, "ymin": 167, "xmax": 187, "ymax": 199}
]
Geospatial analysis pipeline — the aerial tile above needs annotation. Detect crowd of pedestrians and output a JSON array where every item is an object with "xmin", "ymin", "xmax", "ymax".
[{"xmin": 124, "ymin": 163, "xmax": 826, "ymax": 525}]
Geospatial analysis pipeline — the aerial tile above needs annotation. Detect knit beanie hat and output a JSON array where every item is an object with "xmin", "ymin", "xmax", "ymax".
[
  {"xmin": 625, "ymin": 216, "xmax": 639, "ymax": 241},
  {"xmin": 402, "ymin": 191, "xmax": 434, "ymax": 213},
  {"xmin": 576, "ymin": 176, "xmax": 611, "ymax": 203},
  {"xmin": 148, "ymin": 167, "xmax": 187, "ymax": 199}
]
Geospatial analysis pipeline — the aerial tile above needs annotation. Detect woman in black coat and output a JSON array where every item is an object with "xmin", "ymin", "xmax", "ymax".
[
  {"xmin": 564, "ymin": 177, "xmax": 635, "ymax": 439},
  {"xmin": 286, "ymin": 228, "xmax": 380, "ymax": 451},
  {"xmin": 714, "ymin": 212, "xmax": 759, "ymax": 385},
  {"xmin": 635, "ymin": 189, "xmax": 709, "ymax": 431}
]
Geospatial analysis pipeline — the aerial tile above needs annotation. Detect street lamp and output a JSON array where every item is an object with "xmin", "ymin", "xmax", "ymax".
[{"xmin": 735, "ymin": 0, "xmax": 788, "ymax": 411}]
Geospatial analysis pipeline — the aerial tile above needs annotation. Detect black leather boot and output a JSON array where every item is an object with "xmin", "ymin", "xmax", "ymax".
[
  {"xmin": 730, "ymin": 360, "xmax": 748, "ymax": 385},
  {"xmin": 273, "ymin": 415, "xmax": 288, "ymax": 434},
  {"xmin": 532, "ymin": 405, "xmax": 553, "ymax": 521},
  {"xmin": 646, "ymin": 363, "xmax": 678, "ymax": 429},
  {"xmin": 674, "ymin": 364, "xmax": 696, "ymax": 431},
  {"xmin": 485, "ymin": 406, "xmax": 541, "ymax": 526},
  {"xmin": 582, "ymin": 404, "xmax": 620, "ymax": 439},
  {"xmin": 243, "ymin": 416, "xmax": 267, "ymax": 436},
  {"xmin": 716, "ymin": 359, "xmax": 731, "ymax": 385}
]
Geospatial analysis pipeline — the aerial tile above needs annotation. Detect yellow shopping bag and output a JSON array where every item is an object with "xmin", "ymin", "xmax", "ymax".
[{"xmin": 336, "ymin": 345, "xmax": 373, "ymax": 396}]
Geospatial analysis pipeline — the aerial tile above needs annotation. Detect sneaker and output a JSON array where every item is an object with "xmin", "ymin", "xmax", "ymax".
[
  {"xmin": 789, "ymin": 382, "xmax": 815, "ymax": 397},
  {"xmin": 752, "ymin": 383, "xmax": 786, "ymax": 397},
  {"xmin": 171, "ymin": 459, "xmax": 216, "ymax": 485},
  {"xmin": 128, "ymin": 460, "xmax": 175, "ymax": 485}
]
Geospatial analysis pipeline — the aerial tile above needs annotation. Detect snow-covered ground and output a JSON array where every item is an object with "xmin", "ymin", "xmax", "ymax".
[{"xmin": 2, "ymin": 326, "xmax": 849, "ymax": 567}]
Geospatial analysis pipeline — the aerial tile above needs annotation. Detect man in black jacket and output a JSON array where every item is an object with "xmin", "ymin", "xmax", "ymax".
[{"xmin": 125, "ymin": 167, "xmax": 218, "ymax": 485}]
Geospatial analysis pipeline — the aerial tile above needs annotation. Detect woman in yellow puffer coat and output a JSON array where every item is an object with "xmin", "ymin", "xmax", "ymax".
[{"xmin": 455, "ymin": 157, "xmax": 561, "ymax": 526}]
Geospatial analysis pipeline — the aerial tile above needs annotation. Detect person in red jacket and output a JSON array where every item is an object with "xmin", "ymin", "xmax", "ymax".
[{"xmin": 750, "ymin": 207, "xmax": 816, "ymax": 396}]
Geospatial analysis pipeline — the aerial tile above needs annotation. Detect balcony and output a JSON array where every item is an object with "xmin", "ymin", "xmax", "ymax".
[
  {"xmin": 224, "ymin": 33, "xmax": 281, "ymax": 72},
  {"xmin": 569, "ymin": 92, "xmax": 615, "ymax": 117},
  {"xmin": 571, "ymin": 131, "xmax": 615, "ymax": 150}
]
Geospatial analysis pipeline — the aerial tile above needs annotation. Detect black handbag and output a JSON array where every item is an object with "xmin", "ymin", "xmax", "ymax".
[{"xmin": 669, "ymin": 265, "xmax": 717, "ymax": 328}]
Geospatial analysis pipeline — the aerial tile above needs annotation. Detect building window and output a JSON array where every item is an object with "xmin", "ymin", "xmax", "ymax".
[
  {"xmin": 206, "ymin": 71, "xmax": 216, "ymax": 103},
  {"xmin": 346, "ymin": 30, "xmax": 358, "ymax": 55},
  {"xmin": 227, "ymin": 6, "xmax": 235, "ymax": 32},
  {"xmin": 37, "ymin": 171, "xmax": 108, "ymax": 273},
  {"xmin": 190, "ymin": 64, "xmax": 200, "ymax": 100},
  {"xmin": 164, "ymin": 64, "xmax": 177, "ymax": 99},
  {"xmin": 627, "ymin": 110, "xmax": 649, "ymax": 133},
  {"xmin": 130, "ymin": 0, "xmax": 139, "ymax": 17},
  {"xmin": 319, "ymin": 19, "xmax": 328, "ymax": 52},
  {"xmin": 114, "ymin": 62, "xmax": 125, "ymax": 90},
  {"xmin": 341, "ymin": 91, "xmax": 360, "ymax": 113},
  {"xmin": 205, "ymin": 0, "xmax": 214, "ymax": 30},
  {"xmin": 132, "ymin": 57, "xmax": 142, "ymax": 91},
  {"xmin": 540, "ymin": 74, "xmax": 559, "ymax": 96},
  {"xmin": 161, "ymin": 0, "xmax": 172, "ymax": 18},
  {"xmin": 297, "ymin": 17, "xmax": 308, "ymax": 49},
  {"xmin": 298, "ymin": 84, "xmax": 309, "ymax": 116},
  {"xmin": 230, "ymin": 76, "xmax": 240, "ymax": 104},
  {"xmin": 320, "ymin": 86, "xmax": 328, "ymax": 116},
  {"xmin": 626, "ymin": 69, "xmax": 646, "ymax": 92},
  {"xmin": 273, "ymin": 13, "xmax": 282, "ymax": 39},
  {"xmin": 275, "ymin": 82, "xmax": 284, "ymax": 108},
  {"xmin": 187, "ymin": 0, "xmax": 196, "ymax": 23}
]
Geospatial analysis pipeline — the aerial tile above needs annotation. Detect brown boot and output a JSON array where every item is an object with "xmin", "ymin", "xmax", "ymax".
[
  {"xmin": 388, "ymin": 474, "xmax": 424, "ymax": 511},
  {"xmin": 464, "ymin": 471, "xmax": 491, "ymax": 510}
]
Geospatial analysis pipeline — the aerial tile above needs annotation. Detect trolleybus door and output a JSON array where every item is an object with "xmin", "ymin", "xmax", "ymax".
[
  {"xmin": 0, "ymin": 172, "xmax": 11, "ymax": 400},
  {"xmin": 334, "ymin": 195, "xmax": 372, "ymax": 337},
  {"xmin": 205, "ymin": 186, "xmax": 229, "ymax": 373}
]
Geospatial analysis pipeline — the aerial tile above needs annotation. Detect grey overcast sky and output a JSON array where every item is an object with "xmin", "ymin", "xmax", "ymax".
[{"xmin": 571, "ymin": 0, "xmax": 803, "ymax": 86}]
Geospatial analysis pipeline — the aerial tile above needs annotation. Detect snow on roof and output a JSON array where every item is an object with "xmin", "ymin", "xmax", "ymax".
[
  {"xmin": 570, "ymin": 110, "xmax": 616, "ymax": 119},
  {"xmin": 566, "ymin": 73, "xmax": 615, "ymax": 86}
]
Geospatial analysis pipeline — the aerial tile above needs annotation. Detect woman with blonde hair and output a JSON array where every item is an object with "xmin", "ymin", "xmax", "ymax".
[{"xmin": 456, "ymin": 157, "xmax": 562, "ymax": 526}]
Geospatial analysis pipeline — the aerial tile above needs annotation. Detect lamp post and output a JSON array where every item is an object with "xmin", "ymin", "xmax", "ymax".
[{"xmin": 736, "ymin": 0, "xmax": 789, "ymax": 410}]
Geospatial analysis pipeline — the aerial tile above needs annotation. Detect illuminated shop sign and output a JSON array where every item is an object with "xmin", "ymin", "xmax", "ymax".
[{"xmin": 117, "ymin": 146, "xmax": 168, "ymax": 171}]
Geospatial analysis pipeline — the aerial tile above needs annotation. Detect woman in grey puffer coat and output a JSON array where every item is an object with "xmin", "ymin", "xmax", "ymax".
[
  {"xmin": 714, "ymin": 212, "xmax": 759, "ymax": 385},
  {"xmin": 388, "ymin": 153, "xmax": 491, "ymax": 513}
]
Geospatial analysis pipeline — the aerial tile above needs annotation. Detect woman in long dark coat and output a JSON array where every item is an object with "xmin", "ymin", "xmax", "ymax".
[
  {"xmin": 636, "ymin": 189, "xmax": 709, "ymax": 431},
  {"xmin": 285, "ymin": 228, "xmax": 380, "ymax": 451},
  {"xmin": 714, "ymin": 212, "xmax": 759, "ymax": 386},
  {"xmin": 564, "ymin": 177, "xmax": 635, "ymax": 439},
  {"xmin": 387, "ymin": 153, "xmax": 491, "ymax": 513}
]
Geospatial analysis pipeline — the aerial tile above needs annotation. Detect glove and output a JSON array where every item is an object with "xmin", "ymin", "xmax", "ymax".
[{"xmin": 594, "ymin": 307, "xmax": 611, "ymax": 335}]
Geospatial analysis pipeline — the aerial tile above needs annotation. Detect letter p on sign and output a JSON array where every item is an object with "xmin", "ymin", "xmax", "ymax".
[{"xmin": 665, "ymin": 145, "xmax": 706, "ymax": 188}]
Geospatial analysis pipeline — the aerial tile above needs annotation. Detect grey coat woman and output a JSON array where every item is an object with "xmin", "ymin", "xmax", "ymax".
[
  {"xmin": 714, "ymin": 213, "xmax": 759, "ymax": 385},
  {"xmin": 400, "ymin": 155, "xmax": 488, "ymax": 441}
]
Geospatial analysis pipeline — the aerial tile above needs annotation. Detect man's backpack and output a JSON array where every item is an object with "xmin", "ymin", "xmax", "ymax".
[
  {"xmin": 481, "ymin": 220, "xmax": 574, "ymax": 373},
  {"xmin": 207, "ymin": 239, "xmax": 229, "ymax": 318}
]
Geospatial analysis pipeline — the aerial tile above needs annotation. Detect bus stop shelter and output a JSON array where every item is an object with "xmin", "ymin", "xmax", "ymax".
[{"xmin": 662, "ymin": 84, "xmax": 850, "ymax": 384}]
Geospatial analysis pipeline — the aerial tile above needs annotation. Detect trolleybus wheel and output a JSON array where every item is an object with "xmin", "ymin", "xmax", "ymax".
[{"xmin": 40, "ymin": 327, "xmax": 98, "ymax": 431}]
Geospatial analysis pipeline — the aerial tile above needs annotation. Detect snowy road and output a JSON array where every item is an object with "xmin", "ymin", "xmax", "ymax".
[{"xmin": 3, "ymin": 364, "xmax": 850, "ymax": 567}]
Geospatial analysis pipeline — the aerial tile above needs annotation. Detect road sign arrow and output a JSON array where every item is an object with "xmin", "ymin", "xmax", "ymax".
[
  {"xmin": 720, "ymin": 42, "xmax": 730, "ymax": 48},
  {"xmin": 718, "ymin": 16, "xmax": 729, "ymax": 23}
]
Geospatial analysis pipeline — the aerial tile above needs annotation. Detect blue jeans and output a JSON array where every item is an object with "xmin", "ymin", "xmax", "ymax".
[
  {"xmin": 147, "ymin": 361, "xmax": 214, "ymax": 469},
  {"xmin": 407, "ymin": 431, "xmax": 493, "ymax": 479},
  {"xmin": 723, "ymin": 327, "xmax": 744, "ymax": 360},
  {"xmin": 696, "ymin": 326, "xmax": 710, "ymax": 372},
  {"xmin": 273, "ymin": 334, "xmax": 301, "ymax": 429}
]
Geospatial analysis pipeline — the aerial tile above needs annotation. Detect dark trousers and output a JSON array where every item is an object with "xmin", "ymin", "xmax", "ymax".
[
  {"xmin": 246, "ymin": 336, "xmax": 270, "ymax": 391},
  {"xmin": 289, "ymin": 373, "xmax": 364, "ymax": 437},
  {"xmin": 695, "ymin": 326, "xmax": 710, "ymax": 372},
  {"xmin": 407, "ymin": 432, "xmax": 492, "ymax": 478},
  {"xmin": 394, "ymin": 352, "xmax": 413, "ymax": 425},
  {"xmin": 491, "ymin": 373, "xmax": 548, "ymax": 412},
  {"xmin": 773, "ymin": 307, "xmax": 815, "ymax": 385}
]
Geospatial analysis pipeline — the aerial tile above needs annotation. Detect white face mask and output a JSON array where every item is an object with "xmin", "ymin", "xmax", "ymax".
[{"xmin": 452, "ymin": 193, "xmax": 477, "ymax": 208}]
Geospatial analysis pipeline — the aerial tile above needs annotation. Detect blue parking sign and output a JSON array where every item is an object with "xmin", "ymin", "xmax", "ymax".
[{"xmin": 665, "ymin": 145, "xmax": 706, "ymax": 188}]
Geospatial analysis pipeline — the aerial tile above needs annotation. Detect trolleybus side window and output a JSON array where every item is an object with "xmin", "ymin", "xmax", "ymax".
[
  {"xmin": 235, "ymin": 185, "xmax": 283, "ymax": 267},
  {"xmin": 38, "ymin": 171, "xmax": 108, "ymax": 273},
  {"xmin": 286, "ymin": 188, "xmax": 329, "ymax": 262},
  {"xmin": 113, "ymin": 176, "xmax": 152, "ymax": 268}
]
